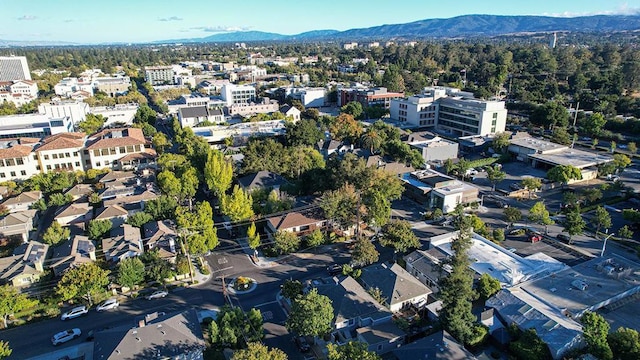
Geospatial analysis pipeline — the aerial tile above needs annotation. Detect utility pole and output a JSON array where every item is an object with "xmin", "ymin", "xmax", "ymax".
[{"xmin": 570, "ymin": 102, "xmax": 579, "ymax": 149}]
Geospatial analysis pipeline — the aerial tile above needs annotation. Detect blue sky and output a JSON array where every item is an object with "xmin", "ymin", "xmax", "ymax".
[{"xmin": 2, "ymin": 0, "xmax": 640, "ymax": 43}]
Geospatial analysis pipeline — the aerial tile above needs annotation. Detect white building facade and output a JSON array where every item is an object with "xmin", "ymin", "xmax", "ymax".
[
  {"xmin": 220, "ymin": 84, "xmax": 256, "ymax": 106},
  {"xmin": 0, "ymin": 56, "xmax": 31, "ymax": 82}
]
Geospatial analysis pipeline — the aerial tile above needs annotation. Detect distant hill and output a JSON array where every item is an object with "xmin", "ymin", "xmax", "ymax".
[{"xmin": 155, "ymin": 14, "xmax": 640, "ymax": 43}]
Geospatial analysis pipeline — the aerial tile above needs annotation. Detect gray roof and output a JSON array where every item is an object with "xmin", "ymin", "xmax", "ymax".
[
  {"xmin": 314, "ymin": 276, "xmax": 391, "ymax": 324},
  {"xmin": 392, "ymin": 330, "xmax": 476, "ymax": 360},
  {"xmin": 237, "ymin": 171, "xmax": 289, "ymax": 191},
  {"xmin": 360, "ymin": 263, "xmax": 432, "ymax": 308},
  {"xmin": 0, "ymin": 241, "xmax": 48, "ymax": 283},
  {"xmin": 99, "ymin": 171, "xmax": 136, "ymax": 183},
  {"xmin": 179, "ymin": 106, "xmax": 209, "ymax": 119},
  {"xmin": 356, "ymin": 322, "xmax": 405, "ymax": 346},
  {"xmin": 93, "ymin": 309, "xmax": 206, "ymax": 360},
  {"xmin": 50, "ymin": 236, "xmax": 95, "ymax": 276},
  {"xmin": 102, "ymin": 225, "xmax": 143, "ymax": 263}
]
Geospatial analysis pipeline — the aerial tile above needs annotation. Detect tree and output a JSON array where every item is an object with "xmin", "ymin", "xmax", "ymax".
[
  {"xmin": 439, "ymin": 205, "xmax": 478, "ymax": 344},
  {"xmin": 613, "ymin": 153, "xmax": 632, "ymax": 171},
  {"xmin": 352, "ymin": 237, "xmax": 379, "ymax": 266},
  {"xmin": 305, "ymin": 229, "xmax": 324, "ymax": 247},
  {"xmin": 628, "ymin": 142, "xmax": 637, "ymax": 154},
  {"xmin": 281, "ymin": 279, "xmax": 304, "ymax": 300},
  {"xmin": 215, "ymin": 305, "xmax": 263, "ymax": 348},
  {"xmin": 56, "ymin": 262, "xmax": 110, "ymax": 306},
  {"xmin": 491, "ymin": 132, "xmax": 511, "ymax": 153},
  {"xmin": 379, "ymin": 220, "xmax": 420, "ymax": 253},
  {"xmin": 509, "ymin": 328, "xmax": 552, "ymax": 360},
  {"xmin": 116, "ymin": 257, "xmax": 145, "ymax": 288},
  {"xmin": 581, "ymin": 187, "xmax": 603, "ymax": 205},
  {"xmin": 493, "ymin": 228, "xmax": 505, "ymax": 242},
  {"xmin": 144, "ymin": 195, "xmax": 178, "ymax": 220},
  {"xmin": 581, "ymin": 311, "xmax": 613, "ymax": 360},
  {"xmin": 133, "ymin": 104, "xmax": 157, "ymax": 125},
  {"xmin": 285, "ymin": 119, "xmax": 323, "ymax": 147},
  {"xmin": 551, "ymin": 127, "xmax": 571, "ymax": 145},
  {"xmin": 88, "ymin": 219, "xmax": 113, "ymax": 240},
  {"xmin": 563, "ymin": 207, "xmax": 587, "ymax": 244},
  {"xmin": 608, "ymin": 327, "xmax": 640, "ymax": 360},
  {"xmin": 152, "ymin": 132, "xmax": 171, "ymax": 154},
  {"xmin": 528, "ymin": 202, "xmax": 553, "ymax": 229},
  {"xmin": 286, "ymin": 288, "xmax": 334, "ymax": 337},
  {"xmin": 157, "ymin": 170, "xmax": 181, "ymax": 198},
  {"xmin": 329, "ymin": 113, "xmax": 362, "ymax": 141},
  {"xmin": 327, "ymin": 342, "xmax": 381, "ymax": 360},
  {"xmin": 176, "ymin": 201, "xmax": 218, "ymax": 255},
  {"xmin": 360, "ymin": 129, "xmax": 384, "ymax": 153},
  {"xmin": 618, "ymin": 225, "xmax": 634, "ymax": 241},
  {"xmin": 42, "ymin": 221, "xmax": 70, "ymax": 246},
  {"xmin": 47, "ymin": 192, "xmax": 73, "ymax": 207},
  {"xmin": 320, "ymin": 184, "xmax": 360, "ymax": 231},
  {"xmin": 583, "ymin": 112, "xmax": 607, "ymax": 136},
  {"xmin": 0, "ymin": 285, "xmax": 38, "ymax": 328},
  {"xmin": 140, "ymin": 249, "xmax": 173, "ymax": 283},
  {"xmin": 77, "ymin": 113, "xmax": 106, "ymax": 135},
  {"xmin": 340, "ymin": 101, "xmax": 364, "ymax": 119},
  {"xmin": 175, "ymin": 254, "xmax": 191, "ymax": 275},
  {"xmin": 232, "ymin": 343, "xmax": 287, "ymax": 360},
  {"xmin": 247, "ymin": 221, "xmax": 261, "ymax": 250},
  {"xmin": 530, "ymin": 101, "xmax": 569, "ymax": 129},
  {"xmin": 126, "ymin": 211, "xmax": 153, "ymax": 228},
  {"xmin": 611, "ymin": 140, "xmax": 617, "ymax": 153},
  {"xmin": 521, "ymin": 177, "xmax": 542, "ymax": 199},
  {"xmin": 592, "ymin": 206, "xmax": 612, "ymax": 235},
  {"xmin": 221, "ymin": 185, "xmax": 254, "ymax": 222},
  {"xmin": 0, "ymin": 340, "xmax": 11, "ymax": 359},
  {"xmin": 88, "ymin": 192, "xmax": 102, "ymax": 207},
  {"xmin": 486, "ymin": 165, "xmax": 506, "ymax": 191},
  {"xmin": 547, "ymin": 165, "xmax": 582, "ymax": 186},
  {"xmin": 273, "ymin": 231, "xmax": 300, "ymax": 255},
  {"xmin": 204, "ymin": 149, "xmax": 233, "ymax": 197},
  {"xmin": 592, "ymin": 138, "xmax": 599, "ymax": 149},
  {"xmin": 477, "ymin": 274, "xmax": 501, "ymax": 300},
  {"xmin": 179, "ymin": 165, "xmax": 199, "ymax": 206}
]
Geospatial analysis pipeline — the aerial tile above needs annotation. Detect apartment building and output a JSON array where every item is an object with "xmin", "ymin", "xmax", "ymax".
[
  {"xmin": 93, "ymin": 76, "xmax": 131, "ymax": 97},
  {"xmin": 0, "ymin": 80, "xmax": 38, "ymax": 107},
  {"xmin": 34, "ymin": 133, "xmax": 86, "ymax": 173},
  {"xmin": 84, "ymin": 128, "xmax": 150, "ymax": 170},
  {"xmin": 220, "ymin": 84, "xmax": 256, "ymax": 106},
  {"xmin": 338, "ymin": 87, "xmax": 404, "ymax": 109},
  {"xmin": 144, "ymin": 66, "xmax": 175, "ymax": 85},
  {"xmin": 54, "ymin": 77, "xmax": 95, "ymax": 97},
  {"xmin": 0, "ymin": 143, "xmax": 39, "ymax": 181},
  {"xmin": 0, "ymin": 56, "xmax": 31, "ymax": 82}
]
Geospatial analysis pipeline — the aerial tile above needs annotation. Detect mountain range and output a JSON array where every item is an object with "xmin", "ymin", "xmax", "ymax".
[{"xmin": 161, "ymin": 14, "xmax": 640, "ymax": 44}]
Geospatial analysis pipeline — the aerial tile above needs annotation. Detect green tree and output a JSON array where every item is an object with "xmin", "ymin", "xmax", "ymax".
[
  {"xmin": 439, "ymin": 205, "xmax": 478, "ymax": 344},
  {"xmin": 176, "ymin": 202, "xmax": 218, "ymax": 255},
  {"xmin": 583, "ymin": 112, "xmax": 607, "ymax": 136},
  {"xmin": 613, "ymin": 153, "xmax": 632, "ymax": 171},
  {"xmin": 618, "ymin": 225, "xmax": 634, "ymax": 241},
  {"xmin": 247, "ymin": 221, "xmax": 261, "ymax": 250},
  {"xmin": 0, "ymin": 340, "xmax": 11, "ymax": 359},
  {"xmin": 320, "ymin": 184, "xmax": 360, "ymax": 231},
  {"xmin": 77, "ymin": 113, "xmax": 106, "ymax": 135},
  {"xmin": 547, "ymin": 165, "xmax": 582, "ymax": 187},
  {"xmin": 486, "ymin": 165, "xmax": 506, "ymax": 191},
  {"xmin": 491, "ymin": 132, "xmax": 511, "ymax": 153},
  {"xmin": 232, "ymin": 342, "xmax": 287, "ymax": 360},
  {"xmin": 581, "ymin": 311, "xmax": 613, "ymax": 360},
  {"xmin": 611, "ymin": 140, "xmax": 617, "ymax": 153},
  {"xmin": 607, "ymin": 327, "xmax": 640, "ymax": 360},
  {"xmin": 29, "ymin": 198, "xmax": 47, "ymax": 211},
  {"xmin": 140, "ymin": 249, "xmax": 173, "ymax": 283},
  {"xmin": 204, "ymin": 149, "xmax": 233, "ymax": 197},
  {"xmin": 126, "ymin": 211, "xmax": 153, "ymax": 228},
  {"xmin": 47, "ymin": 192, "xmax": 73, "ymax": 207},
  {"xmin": 273, "ymin": 231, "xmax": 300, "ymax": 255},
  {"xmin": 175, "ymin": 255, "xmax": 191, "ymax": 275},
  {"xmin": 88, "ymin": 219, "xmax": 113, "ymax": 240},
  {"xmin": 528, "ymin": 202, "xmax": 554, "ymax": 230},
  {"xmin": 215, "ymin": 305, "xmax": 263, "ymax": 348},
  {"xmin": 530, "ymin": 101, "xmax": 570, "ymax": 129},
  {"xmin": 628, "ymin": 142, "xmax": 637, "ymax": 154},
  {"xmin": 327, "ymin": 342, "xmax": 381, "ymax": 360},
  {"xmin": 285, "ymin": 119, "xmax": 323, "ymax": 147},
  {"xmin": 521, "ymin": 177, "xmax": 542, "ymax": 199},
  {"xmin": 152, "ymin": 132, "xmax": 171, "ymax": 155},
  {"xmin": 286, "ymin": 288, "xmax": 334, "ymax": 337},
  {"xmin": 88, "ymin": 192, "xmax": 102, "ymax": 207},
  {"xmin": 509, "ymin": 328, "xmax": 551, "ymax": 360},
  {"xmin": 56, "ymin": 263, "xmax": 110, "ymax": 306},
  {"xmin": 592, "ymin": 206, "xmax": 612, "ymax": 235},
  {"xmin": 360, "ymin": 129, "xmax": 384, "ymax": 153},
  {"xmin": 563, "ymin": 208, "xmax": 587, "ymax": 244},
  {"xmin": 221, "ymin": 185, "xmax": 254, "ymax": 222},
  {"xmin": 42, "ymin": 221, "xmax": 70, "ymax": 246},
  {"xmin": 340, "ymin": 101, "xmax": 364, "ymax": 119},
  {"xmin": 281, "ymin": 279, "xmax": 304, "ymax": 300},
  {"xmin": 133, "ymin": 104, "xmax": 157, "ymax": 125},
  {"xmin": 592, "ymin": 138, "xmax": 599, "ymax": 149},
  {"xmin": 208, "ymin": 320, "xmax": 219, "ymax": 344},
  {"xmin": 477, "ymin": 274, "xmax": 501, "ymax": 300},
  {"xmin": 305, "ymin": 229, "xmax": 324, "ymax": 247},
  {"xmin": 179, "ymin": 166, "xmax": 199, "ymax": 206},
  {"xmin": 0, "ymin": 285, "xmax": 38, "ymax": 328},
  {"xmin": 551, "ymin": 127, "xmax": 572, "ymax": 145},
  {"xmin": 116, "ymin": 257, "xmax": 145, "ymax": 288},
  {"xmin": 581, "ymin": 187, "xmax": 603, "ymax": 205},
  {"xmin": 352, "ymin": 237, "xmax": 379, "ymax": 266},
  {"xmin": 379, "ymin": 220, "xmax": 420, "ymax": 253},
  {"xmin": 144, "ymin": 195, "xmax": 178, "ymax": 220},
  {"xmin": 493, "ymin": 228, "xmax": 505, "ymax": 242},
  {"xmin": 157, "ymin": 170, "xmax": 181, "ymax": 198}
]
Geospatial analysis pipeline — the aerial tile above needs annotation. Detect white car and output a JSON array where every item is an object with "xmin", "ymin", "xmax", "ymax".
[
  {"xmin": 51, "ymin": 328, "xmax": 81, "ymax": 346},
  {"xmin": 60, "ymin": 306, "xmax": 88, "ymax": 321},
  {"xmin": 146, "ymin": 290, "xmax": 168, "ymax": 300},
  {"xmin": 96, "ymin": 298, "xmax": 119, "ymax": 312}
]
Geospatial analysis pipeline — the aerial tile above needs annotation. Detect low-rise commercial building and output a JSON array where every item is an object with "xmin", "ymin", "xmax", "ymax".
[
  {"xmin": 178, "ymin": 106, "xmax": 224, "ymax": 128},
  {"xmin": 508, "ymin": 136, "xmax": 613, "ymax": 170},
  {"xmin": 401, "ymin": 169, "xmax": 479, "ymax": 213},
  {"xmin": 0, "ymin": 113, "xmax": 74, "ymax": 139},
  {"xmin": 404, "ymin": 134, "xmax": 458, "ymax": 162},
  {"xmin": 339, "ymin": 87, "xmax": 404, "ymax": 109}
]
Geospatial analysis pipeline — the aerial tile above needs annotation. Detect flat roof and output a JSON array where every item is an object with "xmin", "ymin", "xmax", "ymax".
[
  {"xmin": 430, "ymin": 231, "xmax": 567, "ymax": 286},
  {"xmin": 517, "ymin": 255, "xmax": 640, "ymax": 318},
  {"xmin": 509, "ymin": 137, "xmax": 566, "ymax": 153},
  {"xmin": 529, "ymin": 150, "xmax": 613, "ymax": 169},
  {"xmin": 409, "ymin": 136, "xmax": 458, "ymax": 148},
  {"xmin": 432, "ymin": 181, "xmax": 478, "ymax": 196}
]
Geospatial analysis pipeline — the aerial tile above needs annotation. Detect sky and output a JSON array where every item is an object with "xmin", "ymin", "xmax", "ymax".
[{"xmin": 2, "ymin": 0, "xmax": 640, "ymax": 44}]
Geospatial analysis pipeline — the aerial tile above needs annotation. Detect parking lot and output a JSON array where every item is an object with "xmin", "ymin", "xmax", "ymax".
[{"xmin": 502, "ymin": 233, "xmax": 591, "ymax": 267}]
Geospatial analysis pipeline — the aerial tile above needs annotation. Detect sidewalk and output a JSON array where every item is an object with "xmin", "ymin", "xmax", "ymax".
[{"xmin": 235, "ymin": 235, "xmax": 279, "ymax": 268}]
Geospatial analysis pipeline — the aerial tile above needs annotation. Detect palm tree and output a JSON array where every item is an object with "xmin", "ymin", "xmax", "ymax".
[{"xmin": 360, "ymin": 130, "xmax": 383, "ymax": 154}]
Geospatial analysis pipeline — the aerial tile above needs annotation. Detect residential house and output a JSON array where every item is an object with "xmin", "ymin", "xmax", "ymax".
[
  {"xmin": 85, "ymin": 128, "xmax": 153, "ymax": 170},
  {"xmin": 1, "ymin": 191, "xmax": 42, "ymax": 213},
  {"xmin": 93, "ymin": 309, "xmax": 206, "ymax": 360},
  {"xmin": 0, "ymin": 209, "xmax": 38, "ymax": 241},
  {"xmin": 356, "ymin": 322, "xmax": 406, "ymax": 355},
  {"xmin": 142, "ymin": 220, "xmax": 178, "ymax": 262},
  {"xmin": 313, "ymin": 276, "xmax": 392, "ymax": 334},
  {"xmin": 64, "ymin": 183, "xmax": 93, "ymax": 202},
  {"xmin": 267, "ymin": 210, "xmax": 327, "ymax": 237},
  {"xmin": 391, "ymin": 330, "xmax": 477, "ymax": 360},
  {"xmin": 50, "ymin": 235, "xmax": 96, "ymax": 276},
  {"xmin": 98, "ymin": 170, "xmax": 137, "ymax": 184},
  {"xmin": 0, "ymin": 241, "xmax": 48, "ymax": 287},
  {"xmin": 359, "ymin": 263, "xmax": 432, "ymax": 312},
  {"xmin": 54, "ymin": 202, "xmax": 92, "ymax": 226},
  {"xmin": 404, "ymin": 249, "xmax": 448, "ymax": 293},
  {"xmin": 365, "ymin": 155, "xmax": 415, "ymax": 176},
  {"xmin": 237, "ymin": 170, "xmax": 289, "ymax": 194},
  {"xmin": 178, "ymin": 106, "xmax": 224, "ymax": 128},
  {"xmin": 94, "ymin": 205, "xmax": 129, "ymax": 227},
  {"xmin": 0, "ymin": 143, "xmax": 39, "ymax": 181},
  {"xmin": 103, "ymin": 189, "xmax": 159, "ymax": 211},
  {"xmin": 34, "ymin": 132, "xmax": 86, "ymax": 173},
  {"xmin": 317, "ymin": 139, "xmax": 344, "ymax": 158},
  {"xmin": 279, "ymin": 104, "xmax": 301, "ymax": 122},
  {"xmin": 102, "ymin": 224, "xmax": 143, "ymax": 263}
]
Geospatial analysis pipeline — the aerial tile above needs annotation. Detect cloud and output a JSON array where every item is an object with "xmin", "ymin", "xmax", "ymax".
[
  {"xmin": 64, "ymin": 19, "xmax": 73, "ymax": 23},
  {"xmin": 17, "ymin": 15, "xmax": 37, "ymax": 21},
  {"xmin": 191, "ymin": 25, "xmax": 252, "ymax": 33},
  {"xmin": 543, "ymin": 4, "xmax": 640, "ymax": 17},
  {"xmin": 159, "ymin": 16, "xmax": 183, "ymax": 22}
]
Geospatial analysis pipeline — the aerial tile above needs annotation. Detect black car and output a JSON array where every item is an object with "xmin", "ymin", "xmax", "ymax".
[
  {"xmin": 557, "ymin": 233, "xmax": 571, "ymax": 243},
  {"xmin": 293, "ymin": 336, "xmax": 311, "ymax": 352},
  {"xmin": 327, "ymin": 264, "xmax": 342, "ymax": 276}
]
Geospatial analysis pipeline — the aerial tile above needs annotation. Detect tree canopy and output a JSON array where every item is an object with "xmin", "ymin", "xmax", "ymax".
[
  {"xmin": 286, "ymin": 288, "xmax": 334, "ymax": 337},
  {"xmin": 56, "ymin": 262, "xmax": 110, "ymax": 306}
]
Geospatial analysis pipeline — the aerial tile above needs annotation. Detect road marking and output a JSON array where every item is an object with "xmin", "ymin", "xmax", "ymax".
[
  {"xmin": 217, "ymin": 257, "xmax": 228, "ymax": 264},
  {"xmin": 254, "ymin": 300, "xmax": 278, "ymax": 307},
  {"xmin": 262, "ymin": 311, "xmax": 273, "ymax": 321}
]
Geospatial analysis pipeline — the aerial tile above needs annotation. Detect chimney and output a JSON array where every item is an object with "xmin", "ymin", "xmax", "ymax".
[{"xmin": 34, "ymin": 257, "xmax": 43, "ymax": 272}]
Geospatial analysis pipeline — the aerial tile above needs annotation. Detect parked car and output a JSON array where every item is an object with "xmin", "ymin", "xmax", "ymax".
[
  {"xmin": 51, "ymin": 328, "xmax": 81, "ymax": 346},
  {"xmin": 96, "ymin": 298, "xmax": 119, "ymax": 312},
  {"xmin": 510, "ymin": 183, "xmax": 522, "ymax": 191},
  {"xmin": 327, "ymin": 264, "xmax": 342, "ymax": 276},
  {"xmin": 557, "ymin": 233, "xmax": 571, "ymax": 243},
  {"xmin": 61, "ymin": 306, "xmax": 88, "ymax": 321},
  {"xmin": 146, "ymin": 290, "xmax": 168, "ymax": 300},
  {"xmin": 293, "ymin": 336, "xmax": 311, "ymax": 352}
]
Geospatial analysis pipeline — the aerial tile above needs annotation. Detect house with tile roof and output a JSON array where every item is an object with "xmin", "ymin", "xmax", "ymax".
[
  {"xmin": 0, "ymin": 241, "xmax": 48, "ymax": 287},
  {"xmin": 0, "ymin": 209, "xmax": 38, "ymax": 241},
  {"xmin": 54, "ymin": 202, "xmax": 92, "ymax": 226},
  {"xmin": 102, "ymin": 224, "xmax": 143, "ymax": 263},
  {"xmin": 85, "ymin": 128, "xmax": 154, "ymax": 170},
  {"xmin": 50, "ymin": 235, "xmax": 95, "ymax": 276},
  {"xmin": 359, "ymin": 263, "xmax": 432, "ymax": 312},
  {"xmin": 0, "ymin": 143, "xmax": 39, "ymax": 181},
  {"xmin": 1, "ymin": 191, "xmax": 42, "ymax": 213},
  {"xmin": 266, "ymin": 210, "xmax": 327, "ymax": 237},
  {"xmin": 34, "ymin": 132, "xmax": 86, "ymax": 173}
]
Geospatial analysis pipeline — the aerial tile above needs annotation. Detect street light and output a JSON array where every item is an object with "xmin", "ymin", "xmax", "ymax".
[{"xmin": 601, "ymin": 232, "xmax": 615, "ymax": 257}]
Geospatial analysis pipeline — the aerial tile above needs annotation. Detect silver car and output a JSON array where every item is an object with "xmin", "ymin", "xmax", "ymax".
[
  {"xmin": 60, "ymin": 306, "xmax": 88, "ymax": 321},
  {"xmin": 96, "ymin": 298, "xmax": 119, "ymax": 312},
  {"xmin": 146, "ymin": 290, "xmax": 168, "ymax": 300},
  {"xmin": 51, "ymin": 328, "xmax": 81, "ymax": 346}
]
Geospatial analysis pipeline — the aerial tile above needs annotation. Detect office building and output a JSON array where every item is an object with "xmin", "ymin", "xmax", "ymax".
[
  {"xmin": 338, "ymin": 87, "xmax": 404, "ymax": 109},
  {"xmin": 144, "ymin": 66, "xmax": 175, "ymax": 85},
  {"xmin": 220, "ymin": 84, "xmax": 256, "ymax": 106},
  {"xmin": 0, "ymin": 113, "xmax": 74, "ymax": 139},
  {"xmin": 38, "ymin": 100, "xmax": 89, "ymax": 125},
  {"xmin": 0, "ymin": 56, "xmax": 31, "ymax": 82}
]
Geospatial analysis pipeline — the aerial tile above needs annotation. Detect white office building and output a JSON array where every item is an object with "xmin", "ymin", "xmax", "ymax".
[
  {"xmin": 38, "ymin": 101, "xmax": 89, "ymax": 125},
  {"xmin": 0, "ymin": 56, "xmax": 31, "ymax": 82},
  {"xmin": 0, "ymin": 113, "xmax": 74, "ymax": 139},
  {"xmin": 144, "ymin": 66, "xmax": 175, "ymax": 85},
  {"xmin": 220, "ymin": 84, "xmax": 256, "ymax": 106},
  {"xmin": 0, "ymin": 80, "xmax": 38, "ymax": 107},
  {"xmin": 54, "ymin": 77, "xmax": 95, "ymax": 97},
  {"xmin": 89, "ymin": 104, "xmax": 140, "ymax": 127}
]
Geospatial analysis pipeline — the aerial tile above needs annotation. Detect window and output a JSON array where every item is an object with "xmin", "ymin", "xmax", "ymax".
[
  {"xmin": 84, "ymin": 150, "xmax": 89, "ymax": 155},
  {"xmin": 46, "ymin": 165, "xmax": 51, "ymax": 170},
  {"xmin": 109, "ymin": 148, "xmax": 116, "ymax": 155},
  {"xmin": 73, "ymin": 152, "xmax": 78, "ymax": 156},
  {"xmin": 59, "ymin": 153, "xmax": 64, "ymax": 158},
  {"xmin": 44, "ymin": 154, "xmax": 49, "ymax": 160},
  {"xmin": 52, "ymin": 154, "xmax": 58, "ymax": 159},
  {"xmin": 96, "ymin": 162, "xmax": 101, "ymax": 167},
  {"xmin": 135, "ymin": 145, "xmax": 141, "ymax": 152},
  {"xmin": 33, "ymin": 155, "xmax": 38, "ymax": 160},
  {"xmin": 0, "ymin": 173, "xmax": 5, "ymax": 178},
  {"xmin": 65, "ymin": 152, "xmax": 70, "ymax": 158},
  {"xmin": 75, "ymin": 162, "xmax": 80, "ymax": 166},
  {"xmin": 0, "ymin": 160, "xmax": 4, "ymax": 167},
  {"xmin": 119, "ymin": 147, "xmax": 126, "ymax": 153},
  {"xmin": 93, "ymin": 150, "xmax": 100, "ymax": 157},
  {"xmin": 36, "ymin": 165, "xmax": 40, "ymax": 171},
  {"xmin": 10, "ymin": 171, "xmax": 15, "ymax": 177},
  {"xmin": 101, "ymin": 149, "xmax": 109, "ymax": 156},
  {"xmin": 54, "ymin": 164, "xmax": 60, "ymax": 169},
  {"xmin": 85, "ymin": 160, "xmax": 90, "ymax": 165},
  {"xmin": 16, "ymin": 158, "xmax": 23, "ymax": 165},
  {"xmin": 20, "ymin": 170, "xmax": 26, "ymax": 176},
  {"xmin": 5, "ymin": 159, "xmax": 14, "ymax": 166},
  {"xmin": 126, "ymin": 146, "xmax": 134, "ymax": 153}
]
